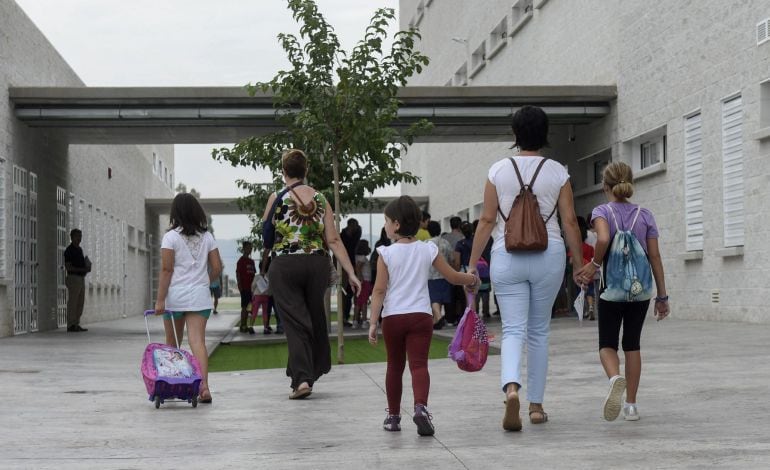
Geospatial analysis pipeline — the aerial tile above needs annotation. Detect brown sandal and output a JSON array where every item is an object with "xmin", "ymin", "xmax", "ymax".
[
  {"xmin": 199, "ymin": 387, "xmax": 213, "ymax": 404},
  {"xmin": 529, "ymin": 409, "xmax": 548, "ymax": 424},
  {"xmin": 502, "ymin": 392, "xmax": 522, "ymax": 431}
]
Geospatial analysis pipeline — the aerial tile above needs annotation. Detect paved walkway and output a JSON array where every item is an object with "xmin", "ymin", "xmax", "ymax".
[{"xmin": 1, "ymin": 311, "xmax": 769, "ymax": 469}]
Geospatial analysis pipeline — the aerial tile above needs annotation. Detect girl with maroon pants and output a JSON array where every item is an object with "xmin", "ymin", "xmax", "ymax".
[{"xmin": 368, "ymin": 196, "xmax": 478, "ymax": 436}]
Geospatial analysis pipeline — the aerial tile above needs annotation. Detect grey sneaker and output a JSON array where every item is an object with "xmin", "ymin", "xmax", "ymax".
[
  {"xmin": 413, "ymin": 404, "xmax": 435, "ymax": 436},
  {"xmin": 602, "ymin": 375, "xmax": 626, "ymax": 421},
  {"xmin": 383, "ymin": 413, "xmax": 401, "ymax": 432},
  {"xmin": 623, "ymin": 403, "xmax": 640, "ymax": 421}
]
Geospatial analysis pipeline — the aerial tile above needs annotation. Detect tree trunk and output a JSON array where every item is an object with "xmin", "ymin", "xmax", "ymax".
[{"xmin": 332, "ymin": 153, "xmax": 345, "ymax": 364}]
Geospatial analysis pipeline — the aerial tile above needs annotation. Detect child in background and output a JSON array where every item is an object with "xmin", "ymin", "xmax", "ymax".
[
  {"xmin": 354, "ymin": 240, "xmax": 373, "ymax": 328},
  {"xmin": 570, "ymin": 218, "xmax": 596, "ymax": 320},
  {"xmin": 251, "ymin": 258, "xmax": 273, "ymax": 335},
  {"xmin": 368, "ymin": 196, "xmax": 479, "ymax": 436},
  {"xmin": 475, "ymin": 257, "xmax": 492, "ymax": 319}
]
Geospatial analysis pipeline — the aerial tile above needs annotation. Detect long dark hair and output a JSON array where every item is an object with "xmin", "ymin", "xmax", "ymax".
[{"xmin": 169, "ymin": 193, "xmax": 208, "ymax": 236}]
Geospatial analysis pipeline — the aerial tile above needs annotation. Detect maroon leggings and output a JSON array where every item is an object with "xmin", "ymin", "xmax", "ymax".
[{"xmin": 382, "ymin": 313, "xmax": 433, "ymax": 414}]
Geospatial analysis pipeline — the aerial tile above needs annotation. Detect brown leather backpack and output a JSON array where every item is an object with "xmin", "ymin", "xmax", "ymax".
[{"xmin": 497, "ymin": 157, "xmax": 557, "ymax": 252}]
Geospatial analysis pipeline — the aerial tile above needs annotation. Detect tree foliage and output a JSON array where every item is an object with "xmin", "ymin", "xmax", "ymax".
[{"xmin": 213, "ymin": 0, "xmax": 431, "ymax": 222}]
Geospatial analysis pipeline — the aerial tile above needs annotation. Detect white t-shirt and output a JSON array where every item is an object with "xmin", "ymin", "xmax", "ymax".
[
  {"xmin": 161, "ymin": 229, "xmax": 217, "ymax": 311},
  {"xmin": 378, "ymin": 241, "xmax": 438, "ymax": 317},
  {"xmin": 356, "ymin": 255, "xmax": 372, "ymax": 282},
  {"xmin": 488, "ymin": 156, "xmax": 570, "ymax": 253}
]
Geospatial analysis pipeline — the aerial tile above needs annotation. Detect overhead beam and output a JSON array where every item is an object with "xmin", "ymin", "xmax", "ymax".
[
  {"xmin": 10, "ymin": 86, "xmax": 616, "ymax": 144},
  {"xmin": 146, "ymin": 195, "xmax": 430, "ymax": 216}
]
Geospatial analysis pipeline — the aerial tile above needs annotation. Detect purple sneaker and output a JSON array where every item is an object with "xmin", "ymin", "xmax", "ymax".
[
  {"xmin": 383, "ymin": 413, "xmax": 401, "ymax": 432},
  {"xmin": 413, "ymin": 404, "xmax": 435, "ymax": 436}
]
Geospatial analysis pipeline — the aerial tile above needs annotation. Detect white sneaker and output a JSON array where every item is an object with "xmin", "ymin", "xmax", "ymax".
[
  {"xmin": 623, "ymin": 403, "xmax": 640, "ymax": 421},
  {"xmin": 602, "ymin": 375, "xmax": 626, "ymax": 421}
]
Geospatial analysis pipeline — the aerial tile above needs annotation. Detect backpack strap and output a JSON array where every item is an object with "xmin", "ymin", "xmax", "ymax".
[
  {"xmin": 528, "ymin": 157, "xmax": 548, "ymax": 188},
  {"xmin": 497, "ymin": 157, "xmax": 555, "ymax": 222},
  {"xmin": 629, "ymin": 205, "xmax": 642, "ymax": 231},
  {"xmin": 606, "ymin": 203, "xmax": 621, "ymax": 232}
]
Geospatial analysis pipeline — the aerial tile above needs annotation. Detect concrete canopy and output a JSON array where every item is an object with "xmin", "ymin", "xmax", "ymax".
[
  {"xmin": 146, "ymin": 195, "xmax": 430, "ymax": 216},
  {"xmin": 10, "ymin": 85, "xmax": 615, "ymax": 144}
]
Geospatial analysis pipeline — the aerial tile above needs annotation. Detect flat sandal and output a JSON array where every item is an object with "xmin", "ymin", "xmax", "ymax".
[{"xmin": 529, "ymin": 409, "xmax": 548, "ymax": 424}]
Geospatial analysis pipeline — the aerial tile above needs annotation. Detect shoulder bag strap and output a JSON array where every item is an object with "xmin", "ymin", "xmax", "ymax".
[
  {"xmin": 268, "ymin": 181, "xmax": 303, "ymax": 219},
  {"xmin": 287, "ymin": 186, "xmax": 313, "ymax": 212}
]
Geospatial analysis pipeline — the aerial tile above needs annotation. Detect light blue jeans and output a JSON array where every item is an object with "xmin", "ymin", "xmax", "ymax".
[{"xmin": 491, "ymin": 241, "xmax": 565, "ymax": 403}]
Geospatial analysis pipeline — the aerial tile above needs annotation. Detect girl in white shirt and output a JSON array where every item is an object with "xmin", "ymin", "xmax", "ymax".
[
  {"xmin": 155, "ymin": 193, "xmax": 222, "ymax": 404},
  {"xmin": 368, "ymin": 196, "xmax": 478, "ymax": 436}
]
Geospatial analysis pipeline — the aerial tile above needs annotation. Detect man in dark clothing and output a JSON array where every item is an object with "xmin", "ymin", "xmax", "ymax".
[
  {"xmin": 236, "ymin": 241, "xmax": 257, "ymax": 334},
  {"xmin": 339, "ymin": 218, "xmax": 361, "ymax": 327},
  {"xmin": 64, "ymin": 229, "xmax": 91, "ymax": 332}
]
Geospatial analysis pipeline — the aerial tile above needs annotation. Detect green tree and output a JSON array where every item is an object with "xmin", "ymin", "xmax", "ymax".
[{"xmin": 213, "ymin": 0, "xmax": 431, "ymax": 362}]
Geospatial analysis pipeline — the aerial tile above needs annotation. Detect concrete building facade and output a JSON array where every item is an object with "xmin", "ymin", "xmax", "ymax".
[
  {"xmin": 400, "ymin": 0, "xmax": 770, "ymax": 322},
  {"xmin": 0, "ymin": 0, "xmax": 174, "ymax": 337}
]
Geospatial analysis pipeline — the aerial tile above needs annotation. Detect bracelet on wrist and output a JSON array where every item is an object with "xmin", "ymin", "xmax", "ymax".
[
  {"xmin": 655, "ymin": 295, "xmax": 669, "ymax": 302},
  {"xmin": 590, "ymin": 258, "xmax": 601, "ymax": 268}
]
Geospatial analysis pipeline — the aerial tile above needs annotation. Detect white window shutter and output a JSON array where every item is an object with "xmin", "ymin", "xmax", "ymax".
[
  {"xmin": 0, "ymin": 158, "xmax": 5, "ymax": 278},
  {"xmin": 684, "ymin": 113, "xmax": 703, "ymax": 251},
  {"xmin": 722, "ymin": 96, "xmax": 744, "ymax": 247}
]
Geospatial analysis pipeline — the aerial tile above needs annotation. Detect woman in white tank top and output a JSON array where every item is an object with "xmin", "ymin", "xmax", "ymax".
[{"xmin": 467, "ymin": 106, "xmax": 585, "ymax": 431}]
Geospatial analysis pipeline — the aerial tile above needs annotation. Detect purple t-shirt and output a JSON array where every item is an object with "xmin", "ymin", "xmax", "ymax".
[{"xmin": 591, "ymin": 202, "xmax": 659, "ymax": 253}]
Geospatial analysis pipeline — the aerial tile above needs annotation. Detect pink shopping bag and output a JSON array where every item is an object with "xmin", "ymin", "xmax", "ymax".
[{"xmin": 448, "ymin": 293, "xmax": 490, "ymax": 372}]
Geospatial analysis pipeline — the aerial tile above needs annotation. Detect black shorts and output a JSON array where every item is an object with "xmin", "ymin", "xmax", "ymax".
[
  {"xmin": 597, "ymin": 298, "xmax": 650, "ymax": 351},
  {"xmin": 240, "ymin": 290, "xmax": 253, "ymax": 309}
]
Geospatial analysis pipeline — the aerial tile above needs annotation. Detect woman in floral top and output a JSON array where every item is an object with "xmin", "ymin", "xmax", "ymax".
[{"xmin": 261, "ymin": 149, "xmax": 361, "ymax": 399}]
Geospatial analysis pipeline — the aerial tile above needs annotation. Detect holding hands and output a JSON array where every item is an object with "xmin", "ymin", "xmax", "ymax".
[
  {"xmin": 464, "ymin": 268, "xmax": 481, "ymax": 293},
  {"xmin": 574, "ymin": 259, "xmax": 599, "ymax": 288}
]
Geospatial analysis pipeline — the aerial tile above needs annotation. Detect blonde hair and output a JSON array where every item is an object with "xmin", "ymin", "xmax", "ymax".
[
  {"xmin": 281, "ymin": 149, "xmax": 308, "ymax": 179},
  {"xmin": 602, "ymin": 162, "xmax": 634, "ymax": 199}
]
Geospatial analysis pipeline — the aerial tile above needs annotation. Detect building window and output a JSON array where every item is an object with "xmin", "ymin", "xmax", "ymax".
[
  {"xmin": 453, "ymin": 63, "xmax": 468, "ymax": 86},
  {"xmin": 624, "ymin": 125, "xmax": 667, "ymax": 172},
  {"xmin": 469, "ymin": 42, "xmax": 486, "ymax": 78},
  {"xmin": 152, "ymin": 152, "xmax": 158, "ymax": 175},
  {"xmin": 722, "ymin": 94, "xmax": 744, "ymax": 247},
  {"xmin": 164, "ymin": 167, "xmax": 169, "ymax": 185},
  {"xmin": 684, "ymin": 111, "xmax": 704, "ymax": 251},
  {"xmin": 760, "ymin": 79, "xmax": 770, "ymax": 129},
  {"xmin": 593, "ymin": 155, "xmax": 610, "ymax": 185},
  {"xmin": 511, "ymin": 0, "xmax": 534, "ymax": 36},
  {"xmin": 488, "ymin": 17, "xmax": 508, "ymax": 59},
  {"xmin": 158, "ymin": 159, "xmax": 163, "ymax": 179},
  {"xmin": 414, "ymin": 0, "xmax": 425, "ymax": 26},
  {"xmin": 640, "ymin": 135, "xmax": 666, "ymax": 169},
  {"xmin": 0, "ymin": 158, "xmax": 5, "ymax": 278}
]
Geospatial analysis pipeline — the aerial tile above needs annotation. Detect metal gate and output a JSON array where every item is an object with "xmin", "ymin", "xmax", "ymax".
[
  {"xmin": 28, "ymin": 173, "xmax": 38, "ymax": 332},
  {"xmin": 56, "ymin": 186, "xmax": 68, "ymax": 328},
  {"xmin": 13, "ymin": 166, "xmax": 28, "ymax": 334}
]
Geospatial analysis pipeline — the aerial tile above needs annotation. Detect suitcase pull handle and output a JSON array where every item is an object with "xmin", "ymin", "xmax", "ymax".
[{"xmin": 143, "ymin": 309, "xmax": 181, "ymax": 349}]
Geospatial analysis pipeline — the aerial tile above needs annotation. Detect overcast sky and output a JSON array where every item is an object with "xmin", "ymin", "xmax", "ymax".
[{"xmin": 15, "ymin": 0, "xmax": 398, "ymax": 239}]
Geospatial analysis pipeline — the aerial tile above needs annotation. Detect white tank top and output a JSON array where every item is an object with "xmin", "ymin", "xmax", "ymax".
[{"xmin": 377, "ymin": 241, "xmax": 438, "ymax": 317}]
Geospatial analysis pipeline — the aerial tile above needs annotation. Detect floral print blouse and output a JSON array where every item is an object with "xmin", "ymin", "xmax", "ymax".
[{"xmin": 272, "ymin": 190, "xmax": 328, "ymax": 256}]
